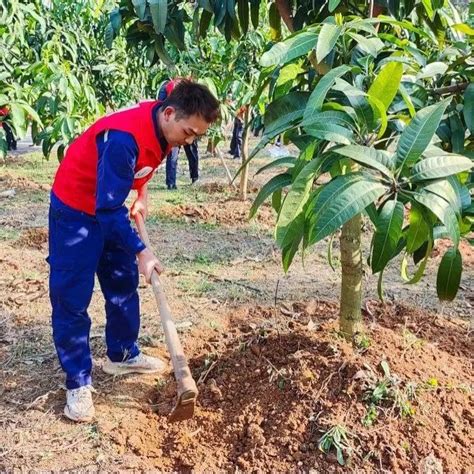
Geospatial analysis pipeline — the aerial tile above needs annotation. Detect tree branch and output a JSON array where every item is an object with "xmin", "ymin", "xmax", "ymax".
[
  {"xmin": 432, "ymin": 82, "xmax": 469, "ymax": 95},
  {"xmin": 275, "ymin": 0, "xmax": 294, "ymax": 33}
]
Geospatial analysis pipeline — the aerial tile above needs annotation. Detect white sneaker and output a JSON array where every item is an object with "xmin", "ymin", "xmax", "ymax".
[
  {"xmin": 64, "ymin": 385, "xmax": 95, "ymax": 422},
  {"xmin": 102, "ymin": 352, "xmax": 166, "ymax": 376}
]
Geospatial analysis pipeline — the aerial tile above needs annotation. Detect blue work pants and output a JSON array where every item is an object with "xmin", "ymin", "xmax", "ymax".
[{"xmin": 48, "ymin": 193, "xmax": 140, "ymax": 389}]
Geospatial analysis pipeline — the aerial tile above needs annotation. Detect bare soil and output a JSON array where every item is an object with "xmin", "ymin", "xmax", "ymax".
[
  {"xmin": 157, "ymin": 199, "xmax": 275, "ymax": 228},
  {"xmin": 0, "ymin": 150, "xmax": 472, "ymax": 472}
]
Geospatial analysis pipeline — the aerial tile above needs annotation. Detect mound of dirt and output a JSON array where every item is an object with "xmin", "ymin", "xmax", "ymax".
[
  {"xmin": 0, "ymin": 174, "xmax": 49, "ymax": 192},
  {"xmin": 158, "ymin": 199, "xmax": 275, "ymax": 228},
  {"xmin": 197, "ymin": 182, "xmax": 232, "ymax": 194},
  {"xmin": 14, "ymin": 227, "xmax": 48, "ymax": 250},
  {"xmin": 95, "ymin": 301, "xmax": 472, "ymax": 472},
  {"xmin": 196, "ymin": 181, "xmax": 261, "ymax": 195}
]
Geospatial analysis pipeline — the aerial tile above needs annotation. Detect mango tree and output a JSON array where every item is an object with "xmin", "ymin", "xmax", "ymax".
[{"xmin": 249, "ymin": 17, "xmax": 473, "ymax": 339}]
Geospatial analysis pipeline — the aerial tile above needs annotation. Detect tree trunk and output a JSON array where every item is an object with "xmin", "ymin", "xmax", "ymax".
[
  {"xmin": 239, "ymin": 107, "xmax": 251, "ymax": 200},
  {"xmin": 339, "ymin": 213, "xmax": 364, "ymax": 341},
  {"xmin": 207, "ymin": 137, "xmax": 218, "ymax": 155}
]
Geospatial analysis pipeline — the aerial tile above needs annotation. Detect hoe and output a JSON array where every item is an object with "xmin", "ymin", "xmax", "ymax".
[{"xmin": 134, "ymin": 213, "xmax": 198, "ymax": 422}]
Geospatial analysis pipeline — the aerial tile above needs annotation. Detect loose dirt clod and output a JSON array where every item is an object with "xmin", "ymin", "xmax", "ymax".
[
  {"xmin": 14, "ymin": 227, "xmax": 48, "ymax": 250},
  {"xmin": 158, "ymin": 199, "xmax": 275, "ymax": 227}
]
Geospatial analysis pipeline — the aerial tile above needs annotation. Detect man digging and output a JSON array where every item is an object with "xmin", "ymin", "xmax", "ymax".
[{"xmin": 48, "ymin": 80, "xmax": 219, "ymax": 422}]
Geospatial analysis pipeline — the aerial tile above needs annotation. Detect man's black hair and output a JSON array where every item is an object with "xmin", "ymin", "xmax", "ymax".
[{"xmin": 162, "ymin": 80, "xmax": 220, "ymax": 123}]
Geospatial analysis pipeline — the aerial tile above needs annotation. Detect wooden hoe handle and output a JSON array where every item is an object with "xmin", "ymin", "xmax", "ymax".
[{"xmin": 134, "ymin": 213, "xmax": 198, "ymax": 414}]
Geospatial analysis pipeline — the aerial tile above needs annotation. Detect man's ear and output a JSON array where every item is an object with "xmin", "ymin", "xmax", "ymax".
[{"xmin": 163, "ymin": 106, "xmax": 175, "ymax": 121}]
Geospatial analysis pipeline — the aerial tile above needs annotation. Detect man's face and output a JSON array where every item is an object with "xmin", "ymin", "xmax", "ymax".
[{"xmin": 161, "ymin": 106, "xmax": 210, "ymax": 147}]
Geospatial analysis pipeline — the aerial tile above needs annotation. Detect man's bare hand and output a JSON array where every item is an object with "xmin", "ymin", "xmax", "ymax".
[
  {"xmin": 137, "ymin": 248, "xmax": 164, "ymax": 283},
  {"xmin": 131, "ymin": 185, "xmax": 149, "ymax": 220}
]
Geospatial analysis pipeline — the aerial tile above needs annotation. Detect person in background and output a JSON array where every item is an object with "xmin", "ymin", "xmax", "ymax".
[
  {"xmin": 158, "ymin": 79, "xmax": 199, "ymax": 190},
  {"xmin": 0, "ymin": 106, "xmax": 17, "ymax": 151},
  {"xmin": 229, "ymin": 104, "xmax": 247, "ymax": 160}
]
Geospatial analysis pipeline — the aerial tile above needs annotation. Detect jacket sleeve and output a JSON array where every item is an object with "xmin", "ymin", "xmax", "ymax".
[{"xmin": 95, "ymin": 129, "xmax": 146, "ymax": 255}]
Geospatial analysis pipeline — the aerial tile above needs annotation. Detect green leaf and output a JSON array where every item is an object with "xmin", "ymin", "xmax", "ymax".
[
  {"xmin": 348, "ymin": 33, "xmax": 384, "ymax": 57},
  {"xmin": 448, "ymin": 176, "xmax": 471, "ymax": 211},
  {"xmin": 316, "ymin": 24, "xmax": 343, "ymax": 64},
  {"xmin": 255, "ymin": 156, "xmax": 296, "ymax": 175},
  {"xmin": 401, "ymin": 239, "xmax": 432, "ymax": 284},
  {"xmin": 413, "ymin": 240, "xmax": 429, "ymax": 265},
  {"xmin": 423, "ymin": 179, "xmax": 462, "ymax": 214},
  {"xmin": 334, "ymin": 79, "xmax": 374, "ymax": 132},
  {"xmin": 251, "ymin": 92, "xmax": 309, "ymax": 158},
  {"xmin": 250, "ymin": 0, "xmax": 259, "ymax": 29},
  {"xmin": 406, "ymin": 204, "xmax": 431, "ymax": 253},
  {"xmin": 272, "ymin": 188, "xmax": 282, "ymax": 213},
  {"xmin": 269, "ymin": 1, "xmax": 281, "ymax": 41},
  {"xmin": 345, "ymin": 18, "xmax": 378, "ymax": 35},
  {"xmin": 303, "ymin": 65, "xmax": 351, "ymax": 122},
  {"xmin": 436, "ymin": 247, "xmax": 462, "ymax": 301},
  {"xmin": 132, "ymin": 0, "xmax": 147, "ymax": 20},
  {"xmin": 414, "ymin": 190, "xmax": 460, "ymax": 247},
  {"xmin": 110, "ymin": 8, "xmax": 122, "ymax": 34},
  {"xmin": 397, "ymin": 100, "xmax": 450, "ymax": 170},
  {"xmin": 449, "ymin": 113, "xmax": 464, "ymax": 154},
  {"xmin": 214, "ymin": 0, "xmax": 226, "ymax": 27},
  {"xmin": 399, "ymin": 83, "xmax": 415, "ymax": 118},
  {"xmin": 304, "ymin": 122, "xmax": 353, "ymax": 145},
  {"xmin": 199, "ymin": 9, "xmax": 213, "ymax": 38},
  {"xmin": 463, "ymin": 83, "xmax": 474, "ymax": 135},
  {"xmin": 411, "ymin": 154, "xmax": 473, "ymax": 182},
  {"xmin": 0, "ymin": 130, "xmax": 7, "ymax": 159},
  {"xmin": 416, "ymin": 62, "xmax": 448, "ymax": 80},
  {"xmin": 237, "ymin": 0, "xmax": 249, "ymax": 34},
  {"xmin": 368, "ymin": 62, "xmax": 403, "ymax": 111},
  {"xmin": 276, "ymin": 157, "xmax": 327, "ymax": 248},
  {"xmin": 9, "ymin": 103, "xmax": 27, "ymax": 137},
  {"xmin": 154, "ymin": 35, "xmax": 174, "ymax": 68},
  {"xmin": 260, "ymin": 31, "xmax": 318, "ymax": 67},
  {"xmin": 17, "ymin": 102, "xmax": 42, "ymax": 127},
  {"xmin": 421, "ymin": 0, "xmax": 435, "ymax": 20},
  {"xmin": 371, "ymin": 200, "xmax": 404, "ymax": 273},
  {"xmin": 282, "ymin": 214, "xmax": 305, "ymax": 271},
  {"xmin": 329, "ymin": 0, "xmax": 342, "ymax": 12},
  {"xmin": 302, "ymin": 110, "xmax": 354, "ymax": 129},
  {"xmin": 333, "ymin": 145, "xmax": 393, "ymax": 178},
  {"xmin": 249, "ymin": 173, "xmax": 292, "ymax": 219},
  {"xmin": 105, "ymin": 22, "xmax": 114, "ymax": 49},
  {"xmin": 264, "ymin": 92, "xmax": 309, "ymax": 135},
  {"xmin": 57, "ymin": 143, "xmax": 66, "ymax": 162},
  {"xmin": 306, "ymin": 173, "xmax": 387, "ymax": 245},
  {"xmin": 291, "ymin": 141, "xmax": 317, "ymax": 180},
  {"xmin": 149, "ymin": 0, "xmax": 168, "ymax": 34},
  {"xmin": 368, "ymin": 96, "xmax": 388, "ymax": 138},
  {"xmin": 365, "ymin": 202, "xmax": 379, "ymax": 228},
  {"xmin": 452, "ymin": 23, "xmax": 474, "ymax": 35},
  {"xmin": 276, "ymin": 63, "xmax": 305, "ymax": 87}
]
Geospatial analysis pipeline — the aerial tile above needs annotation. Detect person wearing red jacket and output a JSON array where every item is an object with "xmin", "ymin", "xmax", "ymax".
[
  {"xmin": 0, "ymin": 106, "xmax": 17, "ymax": 151},
  {"xmin": 49, "ymin": 80, "xmax": 219, "ymax": 422}
]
